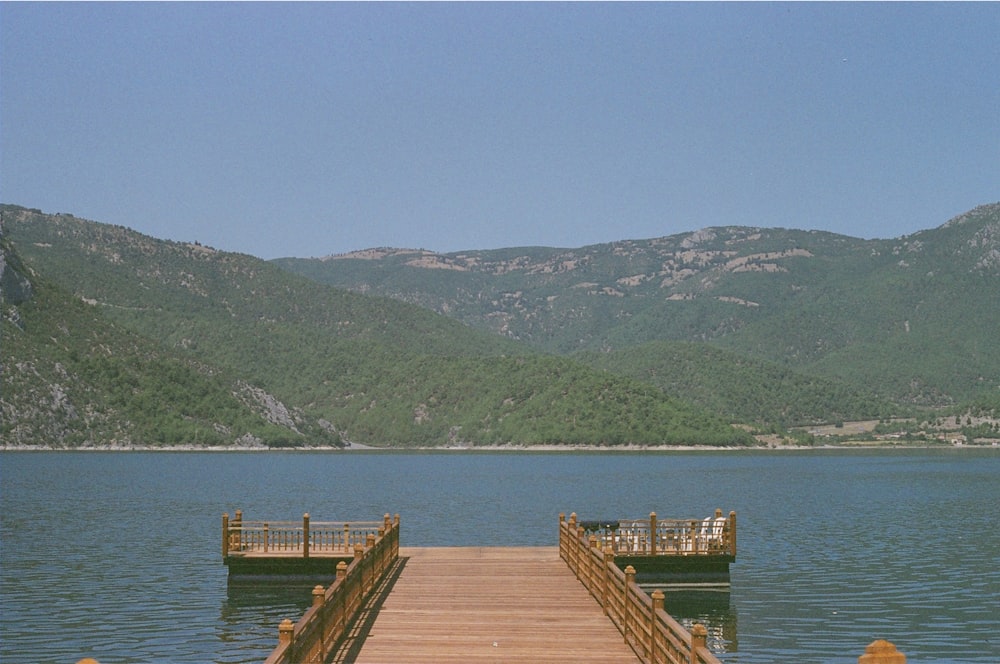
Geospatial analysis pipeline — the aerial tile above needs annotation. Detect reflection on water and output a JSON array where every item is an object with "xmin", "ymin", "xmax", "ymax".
[
  {"xmin": 217, "ymin": 582, "xmax": 316, "ymax": 664},
  {"xmin": 649, "ymin": 587, "xmax": 738, "ymax": 656},
  {"xmin": 2, "ymin": 449, "xmax": 998, "ymax": 663}
]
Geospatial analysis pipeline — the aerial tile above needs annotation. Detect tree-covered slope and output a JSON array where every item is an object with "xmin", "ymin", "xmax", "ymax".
[
  {"xmin": 2, "ymin": 236, "xmax": 336, "ymax": 448},
  {"xmin": 276, "ymin": 204, "xmax": 1000, "ymax": 407},
  {"xmin": 3, "ymin": 206, "xmax": 751, "ymax": 447},
  {"xmin": 575, "ymin": 341, "xmax": 896, "ymax": 427}
]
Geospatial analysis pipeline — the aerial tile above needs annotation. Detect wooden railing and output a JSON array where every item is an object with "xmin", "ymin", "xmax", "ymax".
[
  {"xmin": 223, "ymin": 510, "xmax": 387, "ymax": 558},
  {"xmin": 560, "ymin": 512, "xmax": 723, "ymax": 664},
  {"xmin": 576, "ymin": 509, "xmax": 736, "ymax": 558},
  {"xmin": 261, "ymin": 514, "xmax": 400, "ymax": 664}
]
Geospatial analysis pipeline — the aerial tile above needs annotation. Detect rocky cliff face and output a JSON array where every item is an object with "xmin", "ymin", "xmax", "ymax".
[{"xmin": 1, "ymin": 254, "xmax": 33, "ymax": 306}]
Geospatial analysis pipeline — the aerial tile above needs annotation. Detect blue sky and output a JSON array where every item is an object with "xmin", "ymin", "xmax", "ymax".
[{"xmin": 2, "ymin": 3, "xmax": 998, "ymax": 259}]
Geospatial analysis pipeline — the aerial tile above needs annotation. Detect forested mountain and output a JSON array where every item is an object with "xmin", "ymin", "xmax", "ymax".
[
  {"xmin": 275, "ymin": 203, "xmax": 1000, "ymax": 407},
  {"xmin": 1, "ymin": 206, "xmax": 751, "ymax": 448},
  {"xmin": 1, "ymin": 233, "xmax": 336, "ymax": 448},
  {"xmin": 5, "ymin": 203, "xmax": 997, "ymax": 449},
  {"xmin": 574, "ymin": 341, "xmax": 894, "ymax": 428}
]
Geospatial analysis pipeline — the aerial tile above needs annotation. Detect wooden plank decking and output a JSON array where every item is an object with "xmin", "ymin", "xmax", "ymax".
[{"xmin": 329, "ymin": 546, "xmax": 641, "ymax": 663}]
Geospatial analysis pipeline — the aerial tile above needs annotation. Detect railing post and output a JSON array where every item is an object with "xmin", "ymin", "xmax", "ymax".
[
  {"xmin": 344, "ymin": 523, "xmax": 351, "ymax": 551},
  {"xmin": 729, "ymin": 511, "xmax": 737, "ymax": 557},
  {"xmin": 233, "ymin": 509, "xmax": 242, "ymax": 551},
  {"xmin": 263, "ymin": 522, "xmax": 269, "ymax": 553},
  {"xmin": 690, "ymin": 623, "xmax": 707, "ymax": 664},
  {"xmin": 222, "ymin": 513, "xmax": 229, "ymax": 559},
  {"xmin": 603, "ymin": 549, "xmax": 615, "ymax": 615},
  {"xmin": 651, "ymin": 589, "xmax": 664, "ymax": 661},
  {"xmin": 587, "ymin": 534, "xmax": 598, "ymax": 592},
  {"xmin": 336, "ymin": 560, "xmax": 348, "ymax": 582},
  {"xmin": 564, "ymin": 514, "xmax": 575, "ymax": 572},
  {"xmin": 367, "ymin": 533, "xmax": 376, "ymax": 549},
  {"xmin": 623, "ymin": 565, "xmax": 635, "ymax": 646},
  {"xmin": 312, "ymin": 584, "xmax": 327, "ymax": 660},
  {"xmin": 858, "ymin": 640, "xmax": 907, "ymax": 663},
  {"xmin": 650, "ymin": 511, "xmax": 658, "ymax": 555},
  {"xmin": 559, "ymin": 513, "xmax": 566, "ymax": 560},
  {"xmin": 278, "ymin": 618, "xmax": 294, "ymax": 646},
  {"xmin": 689, "ymin": 520, "xmax": 699, "ymax": 553},
  {"xmin": 303, "ymin": 513, "xmax": 310, "ymax": 559}
]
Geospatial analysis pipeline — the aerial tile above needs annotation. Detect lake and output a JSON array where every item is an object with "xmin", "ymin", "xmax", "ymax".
[{"xmin": 1, "ymin": 449, "xmax": 998, "ymax": 663}]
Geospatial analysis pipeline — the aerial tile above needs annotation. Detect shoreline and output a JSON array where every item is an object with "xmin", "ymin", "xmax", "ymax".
[{"xmin": 2, "ymin": 441, "xmax": 994, "ymax": 452}]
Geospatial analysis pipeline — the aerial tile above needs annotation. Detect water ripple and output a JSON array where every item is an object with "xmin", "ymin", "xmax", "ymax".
[{"xmin": 2, "ymin": 449, "xmax": 998, "ymax": 663}]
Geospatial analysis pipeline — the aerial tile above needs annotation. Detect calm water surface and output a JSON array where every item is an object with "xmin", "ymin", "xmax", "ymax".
[{"xmin": 1, "ymin": 449, "xmax": 998, "ymax": 663}]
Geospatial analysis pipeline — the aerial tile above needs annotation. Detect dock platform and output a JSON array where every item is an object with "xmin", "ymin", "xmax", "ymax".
[
  {"xmin": 331, "ymin": 546, "xmax": 641, "ymax": 663},
  {"xmin": 245, "ymin": 511, "xmax": 725, "ymax": 664},
  {"xmin": 209, "ymin": 508, "xmax": 910, "ymax": 664}
]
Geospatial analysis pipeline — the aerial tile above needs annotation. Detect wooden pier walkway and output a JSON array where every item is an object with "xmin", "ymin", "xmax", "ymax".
[
  {"xmin": 234, "ymin": 511, "xmax": 730, "ymax": 664},
  {"xmin": 329, "ymin": 546, "xmax": 640, "ymax": 663}
]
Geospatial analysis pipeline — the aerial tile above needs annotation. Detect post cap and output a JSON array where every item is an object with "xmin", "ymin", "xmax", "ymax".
[
  {"xmin": 859, "ymin": 639, "xmax": 906, "ymax": 663},
  {"xmin": 278, "ymin": 618, "xmax": 294, "ymax": 643}
]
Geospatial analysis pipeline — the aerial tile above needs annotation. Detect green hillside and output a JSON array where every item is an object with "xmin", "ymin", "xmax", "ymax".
[
  {"xmin": 276, "ymin": 204, "xmax": 1000, "ymax": 408},
  {"xmin": 574, "ymin": 341, "xmax": 896, "ymax": 427},
  {"xmin": 2, "ymin": 206, "xmax": 751, "ymax": 448},
  {"xmin": 1, "ymin": 235, "xmax": 335, "ymax": 448}
]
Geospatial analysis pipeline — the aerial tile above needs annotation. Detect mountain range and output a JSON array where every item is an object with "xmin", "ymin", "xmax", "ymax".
[
  {"xmin": 3, "ymin": 202, "xmax": 998, "ymax": 448},
  {"xmin": 277, "ymin": 203, "xmax": 1000, "ymax": 408}
]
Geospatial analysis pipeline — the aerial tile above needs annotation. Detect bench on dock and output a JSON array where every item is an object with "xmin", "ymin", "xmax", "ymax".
[
  {"xmin": 568, "ymin": 510, "xmax": 736, "ymax": 585},
  {"xmin": 575, "ymin": 509, "xmax": 736, "ymax": 557}
]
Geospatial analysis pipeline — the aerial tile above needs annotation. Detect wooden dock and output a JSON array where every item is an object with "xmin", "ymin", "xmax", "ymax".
[
  {"xmin": 330, "ymin": 546, "xmax": 641, "ymax": 663},
  {"xmin": 236, "ymin": 511, "xmax": 727, "ymax": 664}
]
